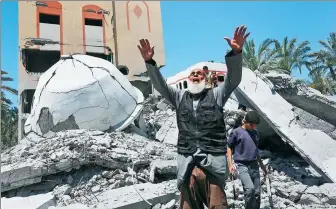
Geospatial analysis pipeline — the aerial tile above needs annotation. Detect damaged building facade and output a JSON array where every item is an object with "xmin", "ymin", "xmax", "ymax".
[{"xmin": 18, "ymin": 1, "xmax": 165, "ymax": 140}]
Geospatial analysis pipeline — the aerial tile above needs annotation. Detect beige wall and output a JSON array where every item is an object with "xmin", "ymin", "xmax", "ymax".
[
  {"xmin": 18, "ymin": 1, "xmax": 39, "ymax": 92},
  {"xmin": 61, "ymin": 1, "xmax": 114, "ymax": 55},
  {"xmin": 18, "ymin": 1, "xmax": 116, "ymax": 92},
  {"xmin": 17, "ymin": 1, "xmax": 165, "ymax": 140},
  {"xmin": 113, "ymin": 1, "xmax": 165, "ymax": 81},
  {"xmin": 18, "ymin": 1, "xmax": 165, "ymax": 90}
]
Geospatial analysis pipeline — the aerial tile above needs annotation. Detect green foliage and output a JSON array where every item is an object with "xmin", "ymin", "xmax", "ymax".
[
  {"xmin": 273, "ymin": 37, "xmax": 311, "ymax": 75},
  {"xmin": 242, "ymin": 33, "xmax": 336, "ymax": 95},
  {"xmin": 1, "ymin": 70, "xmax": 18, "ymax": 150},
  {"xmin": 243, "ymin": 39, "xmax": 278, "ymax": 73},
  {"xmin": 308, "ymin": 32, "xmax": 336, "ymax": 80},
  {"xmin": 1, "ymin": 106, "xmax": 18, "ymax": 150}
]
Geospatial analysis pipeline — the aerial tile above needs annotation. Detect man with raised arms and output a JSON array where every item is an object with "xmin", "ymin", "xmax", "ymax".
[{"xmin": 137, "ymin": 25, "xmax": 250, "ymax": 209}]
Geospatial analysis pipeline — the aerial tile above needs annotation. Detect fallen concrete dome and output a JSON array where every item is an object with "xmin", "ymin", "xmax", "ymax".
[{"xmin": 24, "ymin": 54, "xmax": 144, "ymax": 136}]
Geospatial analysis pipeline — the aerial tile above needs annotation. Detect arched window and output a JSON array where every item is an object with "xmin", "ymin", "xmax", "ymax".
[
  {"xmin": 82, "ymin": 5, "xmax": 106, "ymax": 55},
  {"xmin": 36, "ymin": 1, "xmax": 63, "ymax": 53},
  {"xmin": 183, "ymin": 80, "xmax": 188, "ymax": 89},
  {"xmin": 26, "ymin": 1, "xmax": 62, "ymax": 74},
  {"xmin": 176, "ymin": 84, "xmax": 178, "ymax": 89},
  {"xmin": 179, "ymin": 82, "xmax": 182, "ymax": 89}
]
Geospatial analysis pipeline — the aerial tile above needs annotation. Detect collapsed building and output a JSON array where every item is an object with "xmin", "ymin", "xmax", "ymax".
[
  {"xmin": 18, "ymin": 1, "xmax": 166, "ymax": 140},
  {"xmin": 24, "ymin": 54, "xmax": 145, "ymax": 136},
  {"xmin": 2, "ymin": 54, "xmax": 336, "ymax": 208}
]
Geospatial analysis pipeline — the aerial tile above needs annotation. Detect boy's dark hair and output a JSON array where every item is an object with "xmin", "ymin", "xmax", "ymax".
[
  {"xmin": 238, "ymin": 103, "xmax": 247, "ymax": 111},
  {"xmin": 203, "ymin": 66, "xmax": 208, "ymax": 71},
  {"xmin": 244, "ymin": 110, "xmax": 260, "ymax": 124}
]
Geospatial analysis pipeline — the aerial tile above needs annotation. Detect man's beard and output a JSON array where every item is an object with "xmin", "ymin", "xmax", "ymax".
[{"xmin": 188, "ymin": 79, "xmax": 206, "ymax": 94}]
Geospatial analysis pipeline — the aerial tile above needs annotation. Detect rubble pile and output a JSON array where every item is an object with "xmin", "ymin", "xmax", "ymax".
[
  {"xmin": 140, "ymin": 95, "xmax": 175, "ymax": 140},
  {"xmin": 223, "ymin": 108, "xmax": 247, "ymax": 131},
  {"xmin": 231, "ymin": 154, "xmax": 336, "ymax": 209},
  {"xmin": 1, "ymin": 128, "xmax": 177, "ymax": 206},
  {"xmin": 2, "ymin": 95, "xmax": 336, "ymax": 209},
  {"xmin": 161, "ymin": 153, "xmax": 336, "ymax": 209}
]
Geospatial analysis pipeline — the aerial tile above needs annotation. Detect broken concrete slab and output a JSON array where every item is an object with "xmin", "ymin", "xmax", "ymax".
[
  {"xmin": 49, "ymin": 203, "xmax": 89, "ymax": 209},
  {"xmin": 24, "ymin": 54, "xmax": 144, "ymax": 136},
  {"xmin": 94, "ymin": 180, "xmax": 177, "ymax": 209},
  {"xmin": 156, "ymin": 99, "xmax": 170, "ymax": 111},
  {"xmin": 1, "ymin": 130, "xmax": 176, "ymax": 193},
  {"xmin": 133, "ymin": 112, "xmax": 147, "ymax": 133},
  {"xmin": 149, "ymin": 159, "xmax": 177, "ymax": 182},
  {"xmin": 1, "ymin": 192, "xmax": 56, "ymax": 209},
  {"xmin": 3, "ymin": 114, "xmax": 336, "ymax": 209},
  {"xmin": 236, "ymin": 67, "xmax": 336, "ymax": 183},
  {"xmin": 265, "ymin": 72, "xmax": 336, "ymax": 126},
  {"xmin": 305, "ymin": 183, "xmax": 336, "ymax": 205},
  {"xmin": 293, "ymin": 106, "xmax": 336, "ymax": 140},
  {"xmin": 155, "ymin": 114, "xmax": 178, "ymax": 145}
]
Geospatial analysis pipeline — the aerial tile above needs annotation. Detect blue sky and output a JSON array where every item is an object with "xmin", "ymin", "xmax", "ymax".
[{"xmin": 1, "ymin": 1, "xmax": 336, "ymax": 106}]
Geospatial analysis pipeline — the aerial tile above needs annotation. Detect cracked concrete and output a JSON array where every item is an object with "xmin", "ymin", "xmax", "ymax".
[
  {"xmin": 3, "ymin": 94, "xmax": 336, "ymax": 209},
  {"xmin": 265, "ymin": 72, "xmax": 336, "ymax": 126},
  {"xmin": 24, "ymin": 54, "xmax": 144, "ymax": 136},
  {"xmin": 94, "ymin": 180, "xmax": 177, "ymax": 209},
  {"xmin": 236, "ymin": 67, "xmax": 336, "ymax": 183},
  {"xmin": 1, "ymin": 192, "xmax": 56, "ymax": 209},
  {"xmin": 37, "ymin": 107, "xmax": 80, "ymax": 135},
  {"xmin": 0, "ymin": 130, "xmax": 177, "ymax": 193}
]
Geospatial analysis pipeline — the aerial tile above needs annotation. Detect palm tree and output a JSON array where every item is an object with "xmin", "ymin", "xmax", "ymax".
[
  {"xmin": 242, "ymin": 39, "xmax": 278, "ymax": 73},
  {"xmin": 1, "ymin": 92, "xmax": 12, "ymax": 107},
  {"xmin": 273, "ymin": 37, "xmax": 311, "ymax": 75},
  {"xmin": 309, "ymin": 32, "xmax": 336, "ymax": 80},
  {"xmin": 1, "ymin": 106, "xmax": 18, "ymax": 149},
  {"xmin": 1, "ymin": 70, "xmax": 18, "ymax": 106},
  {"xmin": 1, "ymin": 70, "xmax": 19, "ymax": 149},
  {"xmin": 307, "ymin": 63, "xmax": 335, "ymax": 95}
]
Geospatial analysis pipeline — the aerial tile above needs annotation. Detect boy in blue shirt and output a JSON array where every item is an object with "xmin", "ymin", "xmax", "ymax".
[{"xmin": 227, "ymin": 110, "xmax": 267, "ymax": 209}]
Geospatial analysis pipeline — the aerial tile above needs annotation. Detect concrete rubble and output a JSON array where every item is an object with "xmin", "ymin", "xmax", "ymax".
[
  {"xmin": 235, "ymin": 67, "xmax": 336, "ymax": 183},
  {"xmin": 2, "ymin": 66, "xmax": 336, "ymax": 208},
  {"xmin": 1, "ymin": 192, "xmax": 56, "ymax": 209},
  {"xmin": 2, "ymin": 95, "xmax": 336, "ymax": 209},
  {"xmin": 264, "ymin": 71, "xmax": 336, "ymax": 126},
  {"xmin": 1, "ymin": 129, "xmax": 177, "ymax": 193}
]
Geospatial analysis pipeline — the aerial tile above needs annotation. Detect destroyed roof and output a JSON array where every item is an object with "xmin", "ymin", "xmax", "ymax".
[{"xmin": 24, "ymin": 54, "xmax": 144, "ymax": 136}]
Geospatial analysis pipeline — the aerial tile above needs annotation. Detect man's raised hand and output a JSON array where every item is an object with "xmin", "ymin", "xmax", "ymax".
[
  {"xmin": 137, "ymin": 39, "xmax": 154, "ymax": 61},
  {"xmin": 224, "ymin": 25, "xmax": 250, "ymax": 53}
]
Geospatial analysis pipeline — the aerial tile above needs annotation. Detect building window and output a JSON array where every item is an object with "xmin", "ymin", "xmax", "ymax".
[
  {"xmin": 39, "ymin": 13, "xmax": 60, "ymax": 24},
  {"xmin": 21, "ymin": 89, "xmax": 36, "ymax": 114},
  {"xmin": 179, "ymin": 82, "xmax": 182, "ymax": 89},
  {"xmin": 37, "ymin": 1, "xmax": 62, "ymax": 52},
  {"xmin": 22, "ymin": 49, "xmax": 60, "ymax": 73},
  {"xmin": 82, "ymin": 5, "xmax": 106, "ymax": 54},
  {"xmin": 85, "ymin": 18, "xmax": 102, "ymax": 27},
  {"xmin": 183, "ymin": 80, "xmax": 188, "ymax": 89},
  {"xmin": 86, "ymin": 52, "xmax": 112, "ymax": 62},
  {"xmin": 176, "ymin": 84, "xmax": 178, "ymax": 89}
]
